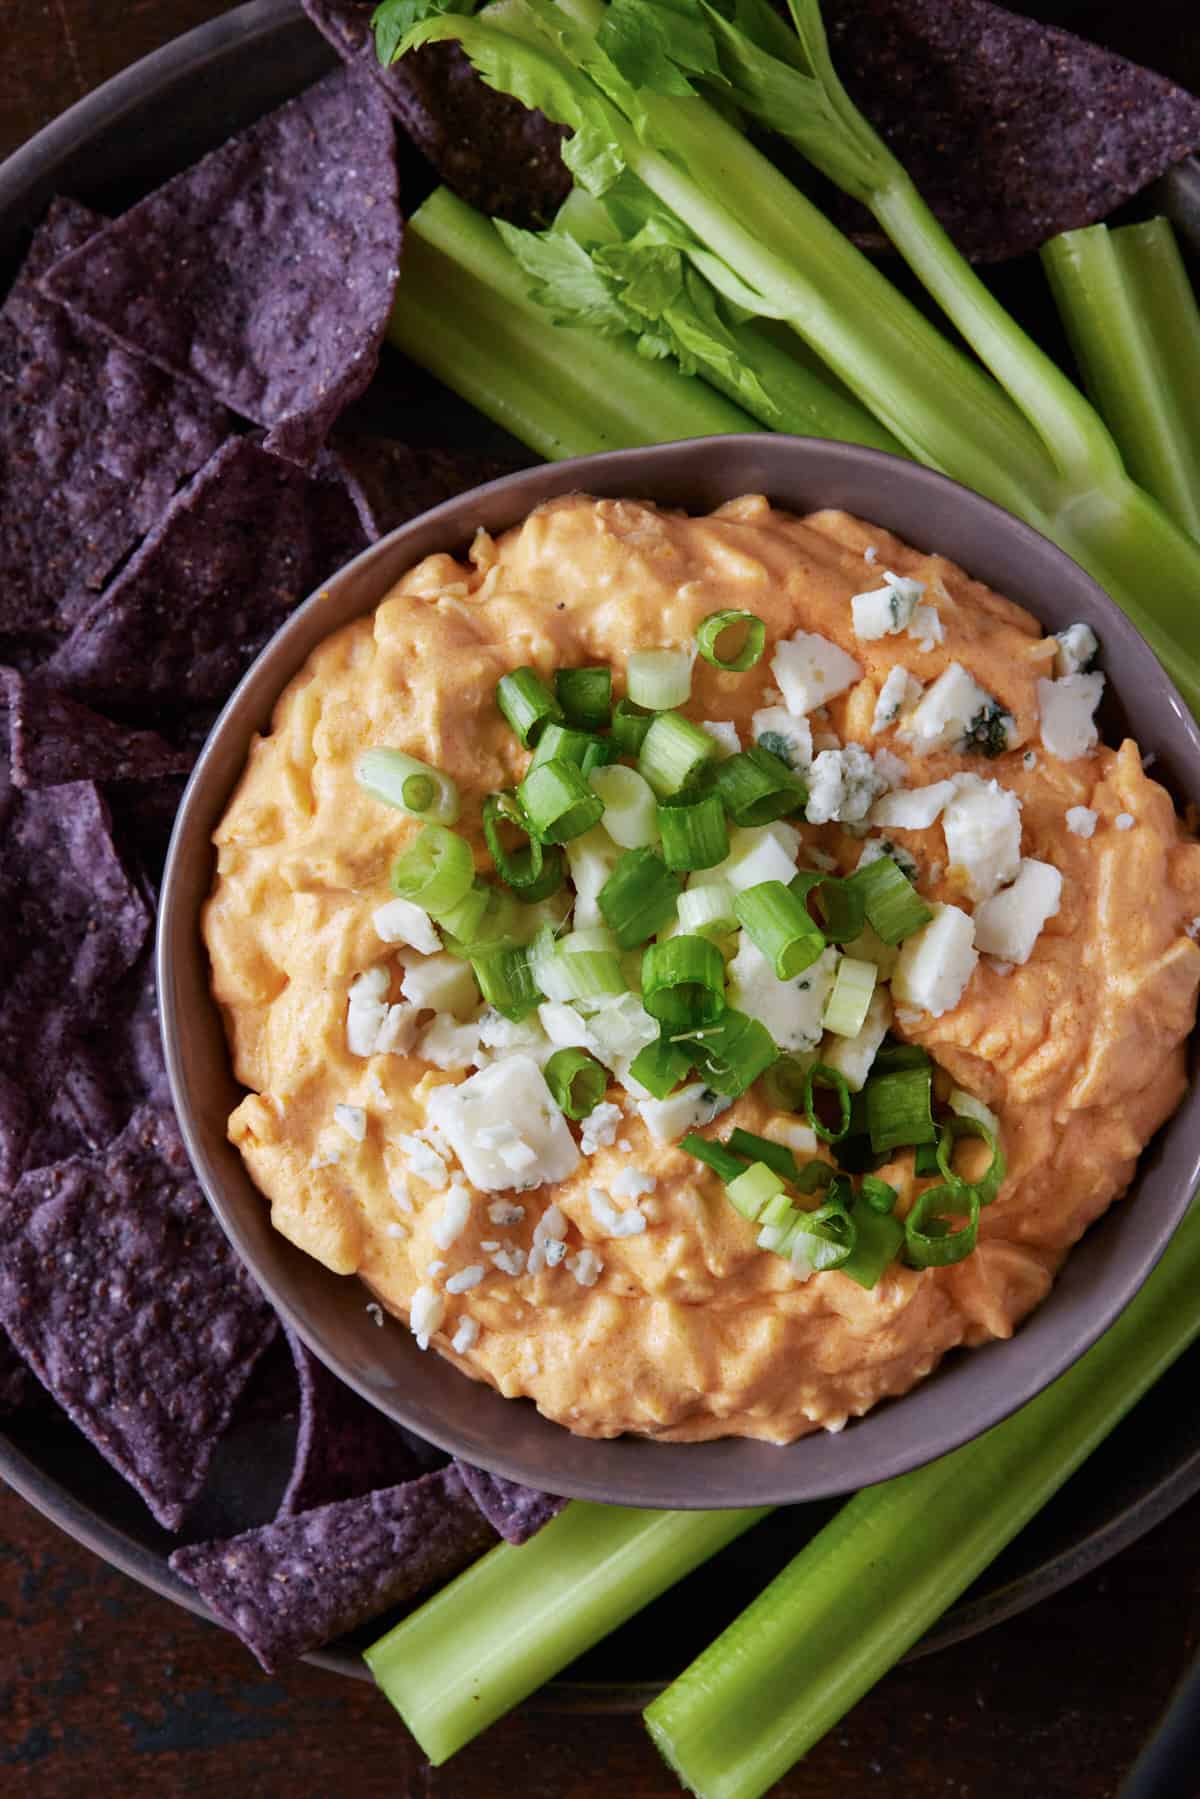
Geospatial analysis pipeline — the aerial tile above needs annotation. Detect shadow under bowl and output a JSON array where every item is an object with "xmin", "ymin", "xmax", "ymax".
[{"xmin": 158, "ymin": 433, "xmax": 1200, "ymax": 1509}]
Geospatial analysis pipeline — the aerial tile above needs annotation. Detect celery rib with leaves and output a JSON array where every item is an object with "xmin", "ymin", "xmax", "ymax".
[{"xmin": 385, "ymin": 0, "xmax": 1200, "ymax": 718}]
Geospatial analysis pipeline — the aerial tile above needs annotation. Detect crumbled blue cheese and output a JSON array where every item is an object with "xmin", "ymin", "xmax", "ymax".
[
  {"xmin": 751, "ymin": 705, "xmax": 813, "ymax": 770},
  {"xmin": 346, "ymin": 966, "xmax": 392, "ymax": 1058},
  {"xmin": 856, "ymin": 835, "xmax": 920, "ymax": 884},
  {"xmin": 871, "ymin": 666, "xmax": 924, "ymax": 735},
  {"xmin": 819, "ymin": 986, "xmax": 893, "ymax": 1091},
  {"xmin": 637, "ymin": 1082, "xmax": 730, "ymax": 1144},
  {"xmin": 716, "ymin": 821, "xmax": 801, "ymax": 891},
  {"xmin": 487, "ymin": 1198, "xmax": 525, "ymax": 1226},
  {"xmin": 1054, "ymin": 622, "xmax": 1099, "ymax": 677},
  {"xmin": 890, "ymin": 904, "xmax": 978, "ymax": 1017},
  {"xmin": 1036, "ymin": 672, "xmax": 1104, "ymax": 761},
  {"xmin": 567, "ymin": 827, "xmax": 622, "ymax": 930},
  {"xmin": 805, "ymin": 743, "xmax": 890, "ymax": 825},
  {"xmin": 477, "ymin": 1008, "xmax": 551, "ymax": 1060},
  {"xmin": 388, "ymin": 1170, "xmax": 413, "ymax": 1213},
  {"xmin": 376, "ymin": 1002, "xmax": 420, "ymax": 1056},
  {"xmin": 580, "ymin": 1100, "xmax": 623, "ymax": 1156},
  {"xmin": 611, "ymin": 1167, "xmax": 656, "ymax": 1200},
  {"xmin": 334, "ymin": 1102, "xmax": 367, "ymax": 1142},
  {"xmin": 538, "ymin": 1000, "xmax": 598, "ymax": 1052},
  {"xmin": 941, "ymin": 774, "xmax": 1022, "ymax": 901},
  {"xmin": 366, "ymin": 1302, "xmax": 385, "ymax": 1326},
  {"xmin": 701, "ymin": 719, "xmax": 741, "ymax": 758},
  {"xmin": 451, "ymin": 1316, "xmax": 480, "ymax": 1353},
  {"xmin": 418, "ymin": 1014, "xmax": 483, "ymax": 1071},
  {"xmin": 567, "ymin": 1248, "xmax": 604, "ymax": 1288},
  {"xmin": 425, "ymin": 1055, "xmax": 580, "ymax": 1191},
  {"xmin": 851, "ymin": 574, "xmax": 921, "ymax": 640},
  {"xmin": 727, "ymin": 936, "xmax": 840, "ymax": 1053},
  {"xmin": 445, "ymin": 1264, "xmax": 485, "ymax": 1295},
  {"xmin": 905, "ymin": 663, "xmax": 997, "ymax": 753},
  {"xmin": 907, "ymin": 604, "xmax": 944, "ymax": 652},
  {"xmin": 870, "ymin": 780, "xmax": 955, "ymax": 831},
  {"xmin": 372, "ymin": 896, "xmax": 441, "ymax": 954},
  {"xmin": 409, "ymin": 1285, "xmax": 445, "ymax": 1350},
  {"xmin": 396, "ymin": 1131, "xmax": 449, "ymax": 1189},
  {"xmin": 1066, "ymin": 806, "xmax": 1098, "ymax": 838},
  {"xmin": 588, "ymin": 1186, "xmax": 647, "ymax": 1237},
  {"xmin": 764, "ymin": 1116, "xmax": 820, "ymax": 1156},
  {"xmin": 771, "ymin": 631, "xmax": 862, "ymax": 716},
  {"xmin": 583, "ymin": 992, "xmax": 659, "ymax": 1068},
  {"xmin": 490, "ymin": 1244, "xmax": 526, "ymax": 1277},
  {"xmin": 432, "ymin": 1183, "xmax": 472, "ymax": 1249},
  {"xmin": 1115, "ymin": 812, "xmax": 1135, "ymax": 831},
  {"xmin": 972, "ymin": 858, "xmax": 1062, "ymax": 964},
  {"xmin": 400, "ymin": 952, "xmax": 479, "ymax": 1017}
]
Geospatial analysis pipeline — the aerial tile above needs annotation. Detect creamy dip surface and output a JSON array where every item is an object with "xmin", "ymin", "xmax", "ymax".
[{"xmin": 205, "ymin": 494, "xmax": 1200, "ymax": 1444}]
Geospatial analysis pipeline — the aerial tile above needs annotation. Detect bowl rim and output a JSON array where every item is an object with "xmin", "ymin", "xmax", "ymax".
[{"xmin": 159, "ymin": 432, "xmax": 1200, "ymax": 1509}]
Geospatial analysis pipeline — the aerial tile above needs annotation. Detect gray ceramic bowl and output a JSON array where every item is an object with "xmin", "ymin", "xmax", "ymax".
[{"xmin": 159, "ymin": 434, "xmax": 1200, "ymax": 1508}]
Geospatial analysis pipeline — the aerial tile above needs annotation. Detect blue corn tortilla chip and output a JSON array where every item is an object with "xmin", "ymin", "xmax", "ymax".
[
  {"xmin": 0, "ymin": 1107, "xmax": 277, "ymax": 1529},
  {"xmin": 44, "ymin": 436, "xmax": 368, "ymax": 709},
  {"xmin": 825, "ymin": 0, "xmax": 1200, "ymax": 263},
  {"xmin": 0, "ymin": 779, "xmax": 150, "ymax": 1188},
  {"xmin": 454, "ymin": 1461, "xmax": 566, "ymax": 1546},
  {"xmin": 169, "ymin": 1463, "xmax": 497, "ymax": 1670},
  {"xmin": 2, "ymin": 668, "xmax": 192, "ymax": 789},
  {"xmin": 0, "ymin": 1325, "xmax": 40, "ymax": 1416},
  {"xmin": 302, "ymin": 0, "xmax": 569, "ymax": 227},
  {"xmin": 279, "ymin": 1324, "xmax": 444, "ymax": 1516},
  {"xmin": 0, "ymin": 198, "xmax": 231, "ymax": 636},
  {"xmin": 39, "ymin": 70, "xmax": 402, "ymax": 468},
  {"xmin": 327, "ymin": 435, "xmax": 521, "ymax": 541}
]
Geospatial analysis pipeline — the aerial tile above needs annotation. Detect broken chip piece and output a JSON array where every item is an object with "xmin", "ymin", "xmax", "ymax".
[{"xmin": 454, "ymin": 1461, "xmax": 567, "ymax": 1546}]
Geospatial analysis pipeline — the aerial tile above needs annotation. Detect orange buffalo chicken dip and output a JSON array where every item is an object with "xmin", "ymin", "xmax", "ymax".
[{"xmin": 205, "ymin": 494, "xmax": 1200, "ymax": 1444}]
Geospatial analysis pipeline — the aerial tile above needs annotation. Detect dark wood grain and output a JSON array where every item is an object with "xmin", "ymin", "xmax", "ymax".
[{"xmin": 2, "ymin": 1, "xmax": 1199, "ymax": 1794}]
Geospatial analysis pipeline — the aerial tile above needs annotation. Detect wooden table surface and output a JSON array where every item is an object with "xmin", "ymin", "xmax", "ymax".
[{"xmin": 3, "ymin": 1, "xmax": 1199, "ymax": 1794}]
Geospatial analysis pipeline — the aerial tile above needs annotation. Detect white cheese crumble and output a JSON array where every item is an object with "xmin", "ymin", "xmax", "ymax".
[
  {"xmin": 400, "ymin": 952, "xmax": 479, "ymax": 1017},
  {"xmin": 425, "ymin": 1056, "xmax": 580, "ymax": 1192},
  {"xmin": 763, "ymin": 1117, "xmax": 820, "ymax": 1156},
  {"xmin": 418, "ymin": 1014, "xmax": 483, "ymax": 1071},
  {"xmin": 856, "ymin": 836, "xmax": 919, "ymax": 885},
  {"xmin": 851, "ymin": 575, "xmax": 920, "ymax": 640},
  {"xmin": 372, "ymin": 896, "xmax": 441, "ymax": 954},
  {"xmin": 334, "ymin": 1103, "xmax": 366, "ymax": 1142},
  {"xmin": 309, "ymin": 1143, "xmax": 342, "ymax": 1170},
  {"xmin": 864, "ymin": 544, "xmax": 878, "ymax": 564},
  {"xmin": 1037, "ymin": 672, "xmax": 1104, "ymax": 761},
  {"xmin": 727, "ymin": 936, "xmax": 840, "ymax": 1054},
  {"xmin": 477, "ymin": 1009, "xmax": 550, "ymax": 1060},
  {"xmin": 567, "ymin": 827, "xmax": 622, "ymax": 930},
  {"xmin": 445, "ymin": 1265, "xmax": 485, "ymax": 1294},
  {"xmin": 1115, "ymin": 812, "xmax": 1135, "ymax": 831},
  {"xmin": 870, "ymin": 780, "xmax": 955, "ymax": 831},
  {"xmin": 346, "ymin": 966, "xmax": 391, "ymax": 1057},
  {"xmin": 771, "ymin": 631, "xmax": 862, "ymax": 716},
  {"xmin": 537, "ymin": 1000, "xmax": 598, "ymax": 1052},
  {"xmin": 972, "ymin": 858, "xmax": 1063, "ymax": 964},
  {"xmin": 376, "ymin": 1003, "xmax": 420, "ymax": 1056},
  {"xmin": 700, "ymin": 719, "xmax": 741, "ymax": 758},
  {"xmin": 716, "ymin": 821, "xmax": 801, "ymax": 891},
  {"xmin": 487, "ymin": 1199, "xmax": 525, "ymax": 1226},
  {"xmin": 409, "ymin": 1285, "xmax": 445, "ymax": 1350},
  {"xmin": 804, "ymin": 743, "xmax": 890, "ymax": 825},
  {"xmin": 871, "ymin": 666, "xmax": 924, "ymax": 735},
  {"xmin": 611, "ymin": 1167, "xmax": 656, "ymax": 1200},
  {"xmin": 384, "ymin": 1221, "xmax": 409, "ymax": 1240},
  {"xmin": 567, "ymin": 1248, "xmax": 604, "ymax": 1288},
  {"xmin": 1066, "ymin": 806, "xmax": 1098, "ymax": 838},
  {"xmin": 819, "ymin": 985, "xmax": 893, "ymax": 1091},
  {"xmin": 580, "ymin": 1101, "xmax": 623, "ymax": 1156},
  {"xmin": 451, "ymin": 1316, "xmax": 480, "ymax": 1354},
  {"xmin": 891, "ymin": 904, "xmax": 978, "ymax": 1017},
  {"xmin": 1054, "ymin": 622, "xmax": 1099, "ymax": 677},
  {"xmin": 941, "ymin": 774, "xmax": 1022, "ymax": 901},
  {"xmin": 425, "ymin": 1260, "xmax": 446, "ymax": 1281},
  {"xmin": 905, "ymin": 663, "xmax": 998, "ymax": 753},
  {"xmin": 396, "ymin": 1131, "xmax": 449, "ymax": 1190},
  {"xmin": 1188, "ymin": 917, "xmax": 1200, "ymax": 940},
  {"xmin": 637, "ymin": 1082, "xmax": 730, "ymax": 1144},
  {"xmin": 431, "ymin": 1182, "xmax": 472, "ymax": 1250},
  {"xmin": 366, "ymin": 1302, "xmax": 384, "ymax": 1328},
  {"xmin": 388, "ymin": 1170, "xmax": 413, "ymax": 1213},
  {"xmin": 907, "ymin": 604, "xmax": 944, "ymax": 653},
  {"xmin": 490, "ymin": 1244, "xmax": 526, "ymax": 1277},
  {"xmin": 588, "ymin": 1186, "xmax": 647, "ymax": 1237},
  {"xmin": 751, "ymin": 705, "xmax": 813, "ymax": 771},
  {"xmin": 584, "ymin": 992, "xmax": 659, "ymax": 1068}
]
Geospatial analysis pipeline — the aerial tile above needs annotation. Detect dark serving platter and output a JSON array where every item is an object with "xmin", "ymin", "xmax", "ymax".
[{"xmin": 2, "ymin": 0, "xmax": 1199, "ymax": 1696}]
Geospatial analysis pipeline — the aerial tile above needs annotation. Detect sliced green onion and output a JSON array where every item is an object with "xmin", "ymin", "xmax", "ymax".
[
  {"xmin": 809, "ymin": 874, "xmax": 867, "ymax": 945},
  {"xmin": 580, "ymin": 737, "xmax": 616, "ymax": 777},
  {"xmin": 696, "ymin": 609, "xmax": 766, "ymax": 672},
  {"xmin": 785, "ymin": 1202, "xmax": 856, "ymax": 1272},
  {"xmin": 611, "ymin": 697, "xmax": 654, "ymax": 756},
  {"xmin": 757, "ymin": 1195, "xmax": 801, "ymax": 1252},
  {"xmin": 544, "ymin": 1047, "xmax": 607, "ymax": 1119},
  {"xmin": 627, "ymin": 647, "xmax": 693, "ymax": 711},
  {"xmin": 846, "ymin": 856, "xmax": 933, "ymax": 946},
  {"xmin": 356, "ymin": 747, "xmax": 461, "ymax": 826},
  {"xmin": 680, "ymin": 1131, "xmax": 748, "ymax": 1184},
  {"xmin": 390, "ymin": 824, "xmax": 475, "ymax": 916},
  {"xmin": 517, "ymin": 760, "xmax": 605, "ymax": 843},
  {"xmin": 496, "ymin": 666, "xmax": 562, "ymax": 746},
  {"xmin": 442, "ymin": 880, "xmax": 522, "ymax": 957},
  {"xmin": 556, "ymin": 932, "xmax": 626, "ymax": 999},
  {"xmin": 685, "ymin": 1009, "xmax": 778, "ymax": 1098},
  {"xmin": 527, "ymin": 722, "xmax": 606, "ymax": 775},
  {"xmin": 837, "ymin": 1207, "xmax": 904, "ymax": 1288},
  {"xmin": 914, "ymin": 1139, "xmax": 942, "ymax": 1178},
  {"xmin": 727, "ymin": 1128, "xmax": 800, "ymax": 1185},
  {"xmin": 936, "ymin": 1116, "xmax": 1007, "ymax": 1206},
  {"xmin": 904, "ymin": 1182, "xmax": 981, "ymax": 1267},
  {"xmin": 482, "ymin": 791, "xmax": 564, "ymax": 900},
  {"xmin": 822, "ymin": 956, "xmax": 877, "ymax": 1039},
  {"xmin": 435, "ymin": 879, "xmax": 490, "ymax": 947},
  {"xmin": 734, "ymin": 881, "xmax": 826, "ymax": 979},
  {"xmin": 761, "ymin": 1052, "xmax": 817, "ymax": 1112},
  {"xmin": 590, "ymin": 764, "xmax": 659, "ymax": 849},
  {"xmin": 875, "ymin": 1042, "xmax": 932, "ymax": 1074},
  {"xmin": 715, "ymin": 745, "xmax": 807, "ymax": 827},
  {"xmin": 804, "ymin": 1063, "xmax": 852, "ymax": 1144},
  {"xmin": 598, "ymin": 848, "xmax": 682, "ymax": 949},
  {"xmin": 676, "ymin": 880, "xmax": 738, "ymax": 939},
  {"xmin": 866, "ymin": 1065, "xmax": 937, "ymax": 1154},
  {"xmin": 657, "ymin": 794, "xmax": 730, "ymax": 872},
  {"xmin": 638, "ymin": 712, "xmax": 717, "ymax": 799},
  {"xmin": 629, "ymin": 1034, "xmax": 695, "ymax": 1100},
  {"xmin": 726, "ymin": 1160, "xmax": 786, "ymax": 1221},
  {"xmin": 471, "ymin": 945, "xmax": 541, "ymax": 1022},
  {"xmin": 642, "ymin": 936, "xmax": 726, "ymax": 1032},
  {"xmin": 555, "ymin": 666, "xmax": 612, "ymax": 732},
  {"xmin": 859, "ymin": 1175, "xmax": 898, "ymax": 1215},
  {"xmin": 794, "ymin": 1160, "xmax": 837, "ymax": 1195}
]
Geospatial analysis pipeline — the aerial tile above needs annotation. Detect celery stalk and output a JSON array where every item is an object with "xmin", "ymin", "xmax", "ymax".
[
  {"xmin": 363, "ymin": 1500, "xmax": 770, "ymax": 1763},
  {"xmin": 645, "ymin": 1201, "xmax": 1200, "ymax": 1799},
  {"xmin": 388, "ymin": 188, "xmax": 757, "ymax": 459},
  {"xmin": 1042, "ymin": 220, "xmax": 1200, "ymax": 542}
]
